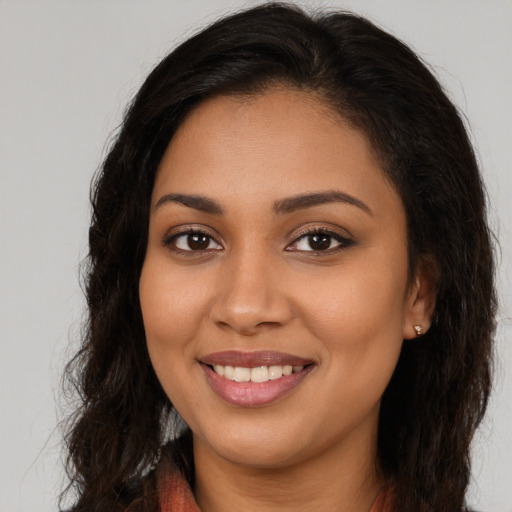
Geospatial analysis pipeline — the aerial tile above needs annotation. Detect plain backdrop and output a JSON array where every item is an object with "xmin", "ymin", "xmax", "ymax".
[{"xmin": 1, "ymin": 1, "xmax": 511, "ymax": 511}]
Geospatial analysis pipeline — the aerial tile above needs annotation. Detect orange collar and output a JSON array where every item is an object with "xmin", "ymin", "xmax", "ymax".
[
  {"xmin": 159, "ymin": 465, "xmax": 199, "ymax": 512},
  {"xmin": 159, "ymin": 466, "xmax": 393, "ymax": 512}
]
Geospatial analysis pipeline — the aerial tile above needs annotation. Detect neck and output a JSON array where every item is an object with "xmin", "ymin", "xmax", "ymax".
[{"xmin": 193, "ymin": 418, "xmax": 384, "ymax": 512}]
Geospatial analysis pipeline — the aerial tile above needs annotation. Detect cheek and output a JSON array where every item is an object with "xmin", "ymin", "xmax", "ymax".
[
  {"xmin": 140, "ymin": 256, "xmax": 211, "ymax": 333},
  {"xmin": 295, "ymin": 251, "xmax": 408, "ymax": 375},
  {"xmin": 296, "ymin": 268, "xmax": 406, "ymax": 426},
  {"xmin": 301, "ymin": 263, "xmax": 407, "ymax": 334},
  {"xmin": 139, "ymin": 258, "xmax": 209, "ymax": 377},
  {"xmin": 139, "ymin": 259, "xmax": 211, "ymax": 416}
]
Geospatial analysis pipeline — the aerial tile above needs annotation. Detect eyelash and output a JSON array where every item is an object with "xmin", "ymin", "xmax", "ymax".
[
  {"xmin": 162, "ymin": 228, "xmax": 221, "ymax": 255},
  {"xmin": 286, "ymin": 227, "xmax": 353, "ymax": 254},
  {"xmin": 162, "ymin": 226, "xmax": 353, "ymax": 256}
]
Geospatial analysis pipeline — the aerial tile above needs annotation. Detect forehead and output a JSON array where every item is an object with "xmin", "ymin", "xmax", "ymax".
[{"xmin": 153, "ymin": 89, "xmax": 402, "ymax": 219}]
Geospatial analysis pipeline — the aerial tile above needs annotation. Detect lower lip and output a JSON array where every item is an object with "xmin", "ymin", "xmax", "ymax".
[{"xmin": 201, "ymin": 363, "xmax": 315, "ymax": 407}]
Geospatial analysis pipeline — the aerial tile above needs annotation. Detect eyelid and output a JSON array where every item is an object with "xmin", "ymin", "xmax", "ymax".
[
  {"xmin": 160, "ymin": 223, "xmax": 353, "ymax": 255},
  {"xmin": 286, "ymin": 225, "xmax": 354, "ymax": 253},
  {"xmin": 162, "ymin": 225, "xmax": 223, "ymax": 253}
]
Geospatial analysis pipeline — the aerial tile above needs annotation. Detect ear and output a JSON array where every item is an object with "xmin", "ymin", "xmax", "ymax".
[{"xmin": 403, "ymin": 257, "xmax": 437, "ymax": 340}]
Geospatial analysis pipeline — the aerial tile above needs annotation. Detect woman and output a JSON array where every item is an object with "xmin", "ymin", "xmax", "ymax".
[{"xmin": 63, "ymin": 3, "xmax": 496, "ymax": 511}]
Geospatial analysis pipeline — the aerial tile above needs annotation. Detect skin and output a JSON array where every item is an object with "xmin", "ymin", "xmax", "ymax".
[{"xmin": 139, "ymin": 89, "xmax": 434, "ymax": 512}]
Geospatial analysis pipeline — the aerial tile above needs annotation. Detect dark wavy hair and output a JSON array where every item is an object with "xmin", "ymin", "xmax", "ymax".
[{"xmin": 62, "ymin": 3, "xmax": 496, "ymax": 511}]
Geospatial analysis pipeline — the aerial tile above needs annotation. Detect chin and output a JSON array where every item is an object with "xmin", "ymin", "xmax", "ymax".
[{"xmin": 193, "ymin": 420, "xmax": 314, "ymax": 469}]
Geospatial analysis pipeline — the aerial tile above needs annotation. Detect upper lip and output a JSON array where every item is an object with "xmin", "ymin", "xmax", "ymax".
[{"xmin": 200, "ymin": 350, "xmax": 314, "ymax": 367}]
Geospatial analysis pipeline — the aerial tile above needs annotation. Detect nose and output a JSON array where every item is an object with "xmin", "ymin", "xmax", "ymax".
[{"xmin": 209, "ymin": 249, "xmax": 293, "ymax": 336}]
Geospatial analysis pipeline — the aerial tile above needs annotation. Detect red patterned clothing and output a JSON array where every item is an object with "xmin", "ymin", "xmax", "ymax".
[
  {"xmin": 158, "ymin": 466, "xmax": 393, "ymax": 512},
  {"xmin": 159, "ymin": 466, "xmax": 198, "ymax": 512}
]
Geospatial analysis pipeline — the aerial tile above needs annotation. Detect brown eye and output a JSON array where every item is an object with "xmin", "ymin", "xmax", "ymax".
[
  {"xmin": 187, "ymin": 233, "xmax": 210, "ymax": 250},
  {"xmin": 167, "ymin": 230, "xmax": 223, "ymax": 252},
  {"xmin": 307, "ymin": 234, "xmax": 331, "ymax": 251},
  {"xmin": 287, "ymin": 229, "xmax": 353, "ymax": 253}
]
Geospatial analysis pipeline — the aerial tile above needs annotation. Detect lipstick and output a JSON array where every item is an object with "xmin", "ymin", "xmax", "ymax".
[{"xmin": 199, "ymin": 350, "xmax": 315, "ymax": 407}]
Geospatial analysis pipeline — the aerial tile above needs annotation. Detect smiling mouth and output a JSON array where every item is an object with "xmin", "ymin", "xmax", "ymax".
[
  {"xmin": 199, "ymin": 350, "xmax": 315, "ymax": 407},
  {"xmin": 208, "ymin": 364, "xmax": 307, "ymax": 383}
]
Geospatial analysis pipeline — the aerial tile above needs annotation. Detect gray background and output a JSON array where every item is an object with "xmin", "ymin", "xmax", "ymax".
[{"xmin": 1, "ymin": 1, "xmax": 511, "ymax": 511}]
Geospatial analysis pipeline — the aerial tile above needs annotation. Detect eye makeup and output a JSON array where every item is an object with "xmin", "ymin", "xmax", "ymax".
[{"xmin": 161, "ymin": 222, "xmax": 355, "ymax": 259}]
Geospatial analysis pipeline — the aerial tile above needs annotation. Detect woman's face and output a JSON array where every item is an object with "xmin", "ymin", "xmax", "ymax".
[{"xmin": 140, "ymin": 89, "xmax": 431, "ymax": 469}]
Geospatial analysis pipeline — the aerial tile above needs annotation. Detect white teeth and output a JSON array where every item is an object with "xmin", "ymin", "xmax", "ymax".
[
  {"xmin": 250, "ymin": 366, "xmax": 269, "ymax": 383},
  {"xmin": 211, "ymin": 364, "xmax": 306, "ymax": 382},
  {"xmin": 213, "ymin": 365, "xmax": 225, "ymax": 376},
  {"xmin": 224, "ymin": 366, "xmax": 235, "ymax": 380},
  {"xmin": 234, "ymin": 367, "xmax": 251, "ymax": 382},
  {"xmin": 268, "ymin": 365, "xmax": 283, "ymax": 380}
]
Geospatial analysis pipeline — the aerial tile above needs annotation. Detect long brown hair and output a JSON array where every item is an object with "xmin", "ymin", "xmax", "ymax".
[{"xmin": 62, "ymin": 4, "xmax": 496, "ymax": 511}]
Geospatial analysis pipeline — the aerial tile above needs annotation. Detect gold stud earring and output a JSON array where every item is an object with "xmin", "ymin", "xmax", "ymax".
[{"xmin": 413, "ymin": 324, "xmax": 424, "ymax": 336}]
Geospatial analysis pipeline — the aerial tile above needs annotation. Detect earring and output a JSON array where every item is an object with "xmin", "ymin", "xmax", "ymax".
[{"xmin": 413, "ymin": 324, "xmax": 424, "ymax": 336}]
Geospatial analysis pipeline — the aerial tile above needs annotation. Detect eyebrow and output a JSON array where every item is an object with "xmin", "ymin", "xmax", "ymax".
[
  {"xmin": 273, "ymin": 190, "xmax": 372, "ymax": 216},
  {"xmin": 155, "ymin": 193, "xmax": 224, "ymax": 214},
  {"xmin": 154, "ymin": 190, "xmax": 371, "ymax": 216}
]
